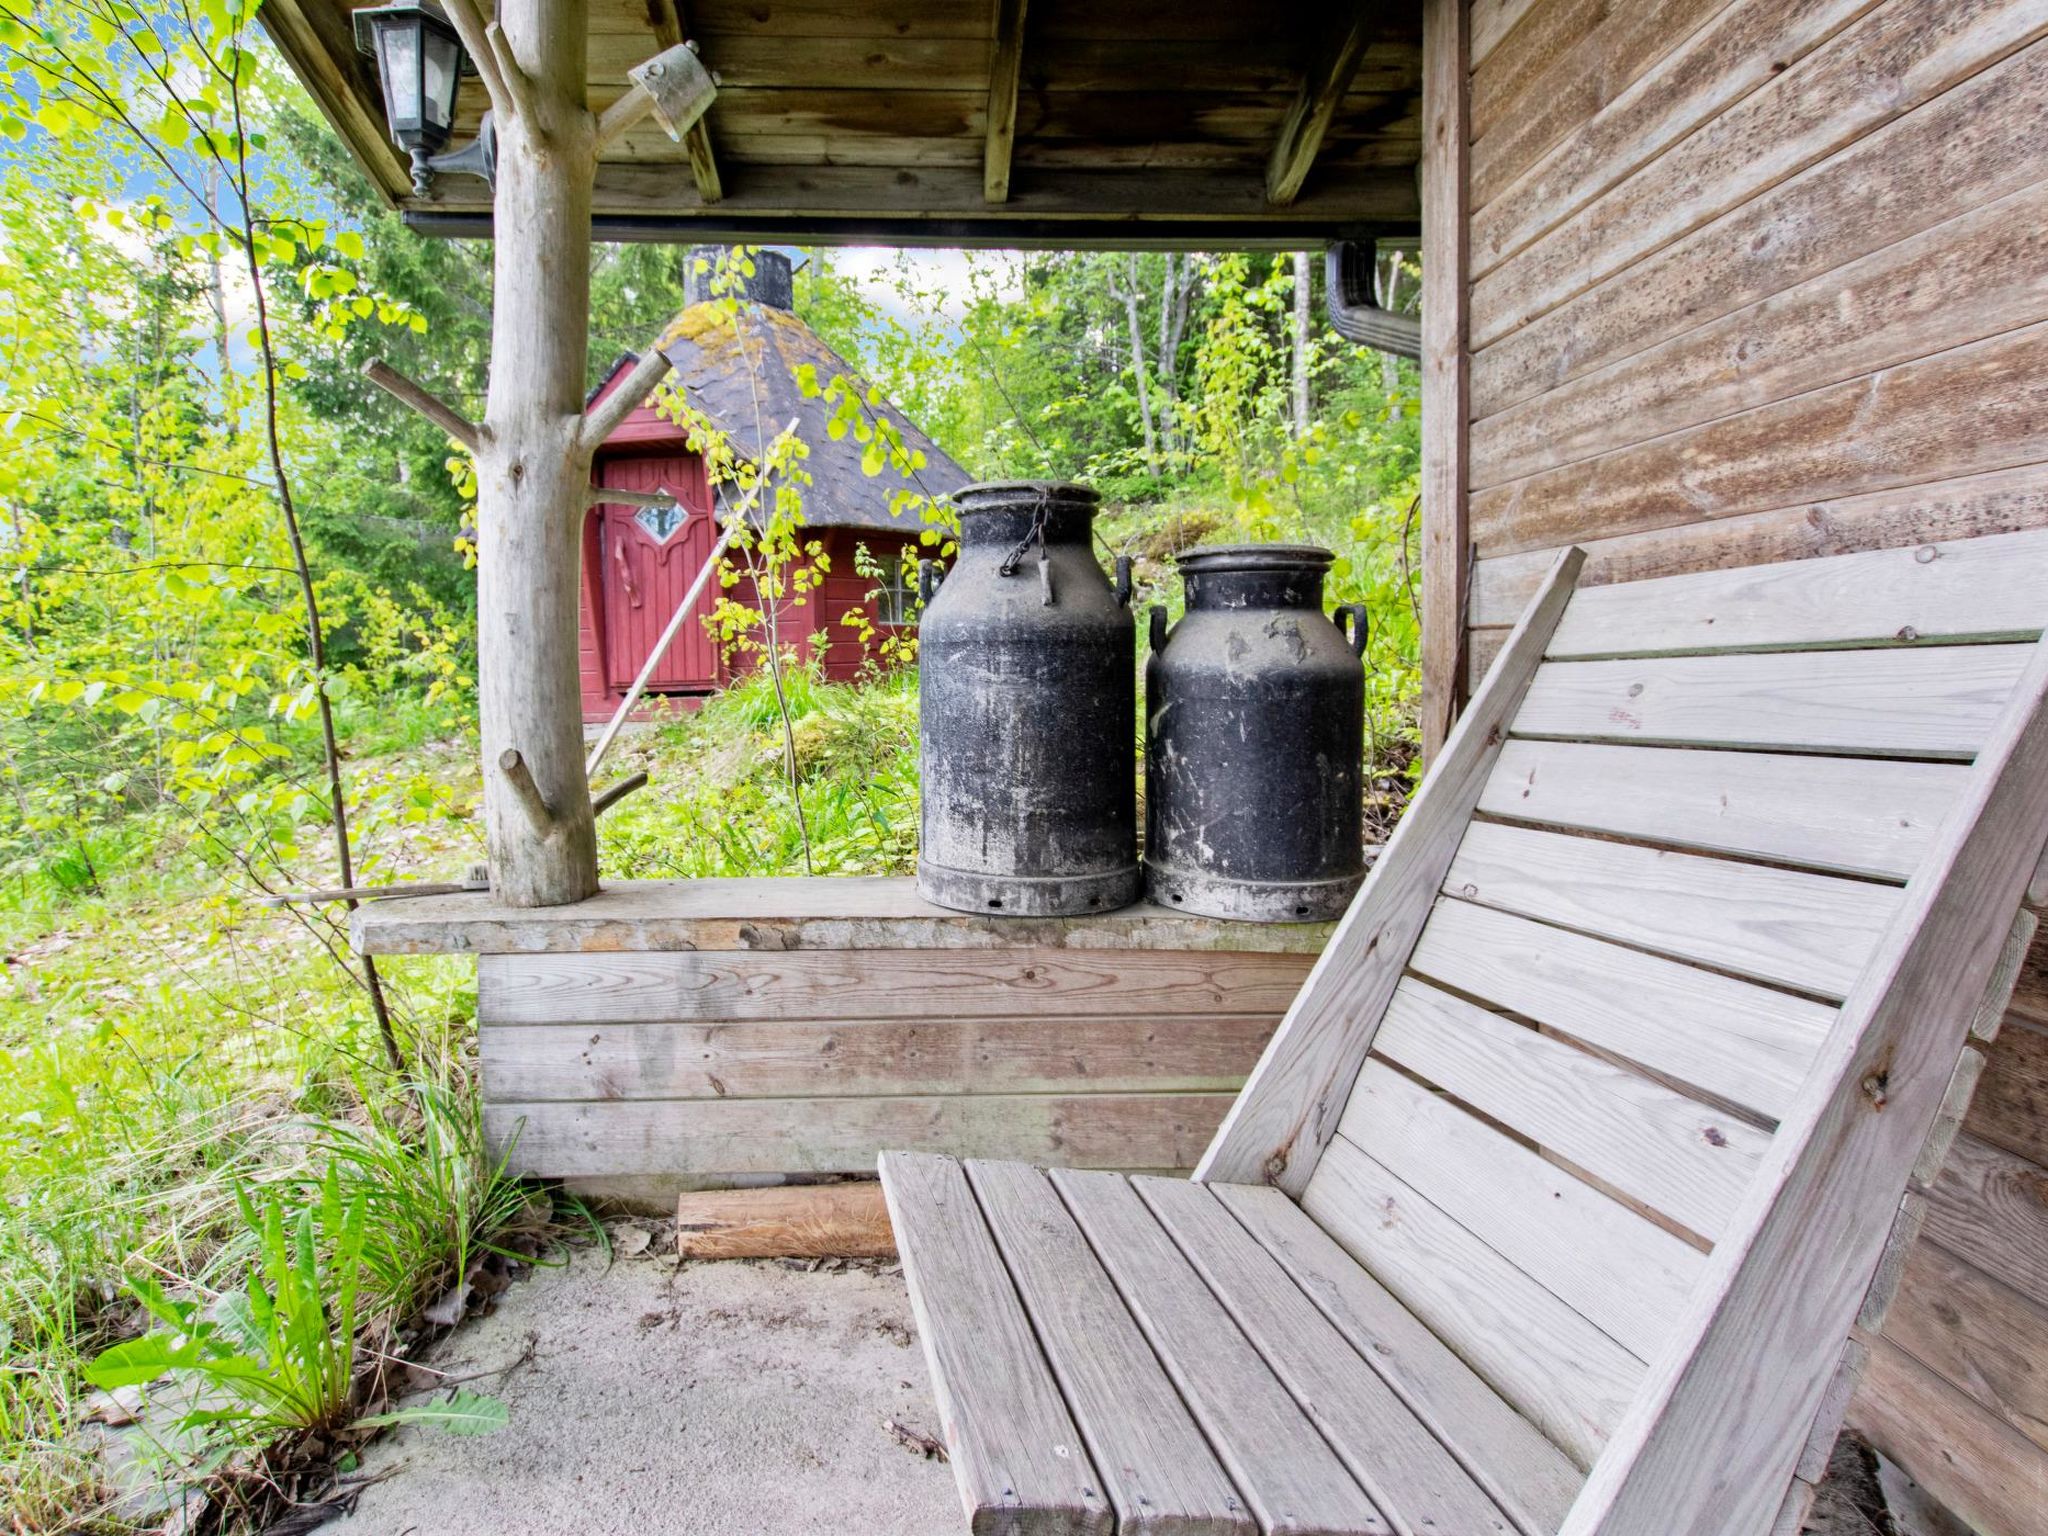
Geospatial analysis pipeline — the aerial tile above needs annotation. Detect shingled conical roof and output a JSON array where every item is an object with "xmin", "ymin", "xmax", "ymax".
[{"xmin": 629, "ymin": 300, "xmax": 971, "ymax": 532}]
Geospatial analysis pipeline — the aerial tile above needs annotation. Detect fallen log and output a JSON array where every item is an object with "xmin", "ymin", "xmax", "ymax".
[{"xmin": 675, "ymin": 1182, "xmax": 895, "ymax": 1260}]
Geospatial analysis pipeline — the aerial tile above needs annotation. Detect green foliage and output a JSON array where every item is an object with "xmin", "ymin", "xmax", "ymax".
[
  {"xmin": 87, "ymin": 1169, "xmax": 507, "ymax": 1445},
  {"xmin": 597, "ymin": 662, "xmax": 921, "ymax": 879}
]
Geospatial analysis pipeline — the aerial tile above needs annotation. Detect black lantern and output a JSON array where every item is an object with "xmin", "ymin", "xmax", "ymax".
[{"xmin": 354, "ymin": 3, "xmax": 476, "ymax": 195}]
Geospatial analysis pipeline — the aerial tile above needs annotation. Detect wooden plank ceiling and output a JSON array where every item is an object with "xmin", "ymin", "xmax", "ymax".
[{"xmin": 263, "ymin": 0, "xmax": 1424, "ymax": 245}]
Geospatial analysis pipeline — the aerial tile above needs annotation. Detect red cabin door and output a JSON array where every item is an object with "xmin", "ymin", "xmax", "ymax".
[{"xmin": 595, "ymin": 454, "xmax": 720, "ymax": 691}]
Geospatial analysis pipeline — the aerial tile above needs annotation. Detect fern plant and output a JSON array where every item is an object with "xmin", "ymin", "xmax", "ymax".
[{"xmin": 85, "ymin": 1172, "xmax": 505, "ymax": 1442}]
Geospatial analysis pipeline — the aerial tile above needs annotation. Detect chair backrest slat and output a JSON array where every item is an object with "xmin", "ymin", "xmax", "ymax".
[
  {"xmin": 1514, "ymin": 644, "xmax": 2031, "ymax": 758},
  {"xmin": 1408, "ymin": 898, "xmax": 1834, "ymax": 1123},
  {"xmin": 1201, "ymin": 528, "xmax": 2048, "ymax": 1529},
  {"xmin": 1445, "ymin": 820, "xmax": 1900, "ymax": 999},
  {"xmin": 1543, "ymin": 527, "xmax": 2048, "ymax": 660},
  {"xmin": 1372, "ymin": 976, "xmax": 1770, "ymax": 1242},
  {"xmin": 1303, "ymin": 1135, "xmax": 1645, "ymax": 1472},
  {"xmin": 1478, "ymin": 740, "xmax": 1967, "ymax": 882},
  {"xmin": 1334, "ymin": 1058, "xmax": 1707, "ymax": 1361}
]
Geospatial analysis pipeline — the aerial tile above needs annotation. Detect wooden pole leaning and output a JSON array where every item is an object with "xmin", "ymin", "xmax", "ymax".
[{"xmin": 584, "ymin": 421, "xmax": 794, "ymax": 780}]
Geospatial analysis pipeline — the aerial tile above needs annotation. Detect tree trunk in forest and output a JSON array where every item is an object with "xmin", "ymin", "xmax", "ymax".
[
  {"xmin": 1156, "ymin": 253, "xmax": 1194, "ymax": 460},
  {"xmin": 1378, "ymin": 248, "xmax": 1405, "ymax": 421},
  {"xmin": 474, "ymin": 0, "xmax": 601, "ymax": 907},
  {"xmin": 1120, "ymin": 255, "xmax": 1159, "ymax": 475},
  {"xmin": 1291, "ymin": 250, "xmax": 1312, "ymax": 437}
]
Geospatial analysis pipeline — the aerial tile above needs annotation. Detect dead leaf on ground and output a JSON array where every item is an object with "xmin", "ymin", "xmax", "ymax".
[
  {"xmin": 612, "ymin": 1224, "xmax": 653, "ymax": 1258},
  {"xmin": 421, "ymin": 1278, "xmax": 474, "ymax": 1329},
  {"xmin": 884, "ymin": 1417, "xmax": 948, "ymax": 1462}
]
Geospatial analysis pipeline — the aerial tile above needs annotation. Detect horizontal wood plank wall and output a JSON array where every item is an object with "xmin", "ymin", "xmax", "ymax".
[
  {"xmin": 477, "ymin": 944, "xmax": 1316, "ymax": 1185},
  {"xmin": 1457, "ymin": 3, "xmax": 2048, "ymax": 1522}
]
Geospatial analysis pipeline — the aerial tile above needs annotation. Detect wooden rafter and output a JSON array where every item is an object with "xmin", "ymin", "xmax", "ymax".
[
  {"xmin": 1266, "ymin": 4, "xmax": 1387, "ymax": 207},
  {"xmin": 647, "ymin": 0, "xmax": 723, "ymax": 204},
  {"xmin": 255, "ymin": 0, "xmax": 410, "ymax": 204},
  {"xmin": 983, "ymin": 0, "xmax": 1029, "ymax": 204}
]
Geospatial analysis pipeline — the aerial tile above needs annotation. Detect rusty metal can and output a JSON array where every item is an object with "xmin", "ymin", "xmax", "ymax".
[
  {"xmin": 1144, "ymin": 544, "xmax": 1368, "ymax": 922},
  {"xmin": 916, "ymin": 482, "xmax": 1141, "ymax": 916}
]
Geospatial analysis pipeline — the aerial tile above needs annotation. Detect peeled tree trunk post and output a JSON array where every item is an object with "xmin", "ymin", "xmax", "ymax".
[
  {"xmin": 474, "ymin": 0, "xmax": 599, "ymax": 908},
  {"xmin": 367, "ymin": 0, "xmax": 710, "ymax": 905}
]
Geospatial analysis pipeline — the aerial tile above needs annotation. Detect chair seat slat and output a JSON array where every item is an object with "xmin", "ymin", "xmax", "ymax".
[
  {"xmin": 1212, "ymin": 1184, "xmax": 1585, "ymax": 1536},
  {"xmin": 1135, "ymin": 1176, "xmax": 1517, "ymax": 1536},
  {"xmin": 1051, "ymin": 1167, "xmax": 1393, "ymax": 1536},
  {"xmin": 877, "ymin": 1151, "xmax": 1112, "ymax": 1536},
  {"xmin": 964, "ymin": 1159, "xmax": 1255, "ymax": 1536}
]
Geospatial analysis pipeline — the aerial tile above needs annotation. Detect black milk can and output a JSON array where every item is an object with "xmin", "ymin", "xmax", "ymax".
[
  {"xmin": 1145, "ymin": 544, "xmax": 1369, "ymax": 922},
  {"xmin": 917, "ymin": 482, "xmax": 1142, "ymax": 916}
]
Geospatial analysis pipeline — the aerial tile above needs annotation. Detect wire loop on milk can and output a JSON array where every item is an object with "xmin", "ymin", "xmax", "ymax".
[
  {"xmin": 916, "ymin": 482, "xmax": 1141, "ymax": 917},
  {"xmin": 1144, "ymin": 543, "xmax": 1368, "ymax": 922}
]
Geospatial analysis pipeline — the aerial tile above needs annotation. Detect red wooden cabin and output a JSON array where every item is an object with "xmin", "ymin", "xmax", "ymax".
[{"xmin": 577, "ymin": 251, "xmax": 970, "ymax": 722}]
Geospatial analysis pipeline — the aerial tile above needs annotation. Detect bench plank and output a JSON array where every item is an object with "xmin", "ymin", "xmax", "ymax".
[
  {"xmin": 1050, "ymin": 1168, "xmax": 1392, "ymax": 1535},
  {"xmin": 1211, "ymin": 1183, "xmax": 1584, "ymax": 1536},
  {"xmin": 1477, "ymin": 740, "xmax": 1964, "ymax": 881},
  {"xmin": 1373, "ymin": 978, "xmax": 1771, "ymax": 1241},
  {"xmin": 1511, "ymin": 645, "xmax": 2031, "ymax": 759},
  {"xmin": 1339, "ymin": 1060, "xmax": 1706, "ymax": 1362},
  {"xmin": 1134, "ymin": 1176, "xmax": 1517, "ymax": 1536},
  {"xmin": 1443, "ymin": 821, "xmax": 1900, "ymax": 999},
  {"xmin": 1303, "ymin": 1136, "xmax": 1644, "ymax": 1470},
  {"xmin": 877, "ymin": 1152, "xmax": 1111, "ymax": 1536},
  {"xmin": 480, "ymin": 949, "xmax": 1312, "ymax": 1025},
  {"xmin": 1408, "ymin": 900, "xmax": 1833, "ymax": 1121},
  {"xmin": 964, "ymin": 1161, "xmax": 1254, "ymax": 1536}
]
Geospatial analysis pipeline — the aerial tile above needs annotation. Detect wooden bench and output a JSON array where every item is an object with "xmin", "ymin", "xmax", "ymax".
[{"xmin": 881, "ymin": 529, "xmax": 2048, "ymax": 1536}]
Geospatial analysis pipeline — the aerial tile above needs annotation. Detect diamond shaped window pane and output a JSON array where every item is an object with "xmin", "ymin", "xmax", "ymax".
[{"xmin": 634, "ymin": 502, "xmax": 686, "ymax": 543}]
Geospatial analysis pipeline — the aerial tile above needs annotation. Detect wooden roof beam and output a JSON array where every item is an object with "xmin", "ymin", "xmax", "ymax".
[
  {"xmin": 648, "ymin": 0, "xmax": 723, "ymax": 203},
  {"xmin": 984, "ymin": 0, "xmax": 1029, "ymax": 204},
  {"xmin": 1267, "ymin": 4, "xmax": 1387, "ymax": 207}
]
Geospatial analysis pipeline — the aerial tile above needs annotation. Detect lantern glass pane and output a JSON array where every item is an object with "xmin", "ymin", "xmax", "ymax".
[
  {"xmin": 421, "ymin": 25, "xmax": 462, "ymax": 136},
  {"xmin": 374, "ymin": 20, "xmax": 423, "ymax": 138}
]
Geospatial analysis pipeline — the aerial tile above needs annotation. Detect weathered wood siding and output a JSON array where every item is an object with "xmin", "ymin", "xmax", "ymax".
[
  {"xmin": 1448, "ymin": 4, "xmax": 2048, "ymax": 1528},
  {"xmin": 404, "ymin": 881, "xmax": 1330, "ymax": 1194}
]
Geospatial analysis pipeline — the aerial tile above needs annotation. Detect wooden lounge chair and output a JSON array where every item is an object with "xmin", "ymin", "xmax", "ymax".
[{"xmin": 879, "ymin": 530, "xmax": 2048, "ymax": 1536}]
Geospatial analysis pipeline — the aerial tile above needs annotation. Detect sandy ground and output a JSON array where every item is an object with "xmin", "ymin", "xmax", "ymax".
[{"xmin": 339, "ymin": 1245, "xmax": 960, "ymax": 1536}]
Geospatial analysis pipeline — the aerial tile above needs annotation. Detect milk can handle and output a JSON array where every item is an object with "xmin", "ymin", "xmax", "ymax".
[
  {"xmin": 1149, "ymin": 605, "xmax": 1169, "ymax": 653},
  {"xmin": 1113, "ymin": 555, "xmax": 1134, "ymax": 608},
  {"xmin": 917, "ymin": 559, "xmax": 943, "ymax": 608},
  {"xmin": 1334, "ymin": 603, "xmax": 1370, "ymax": 660}
]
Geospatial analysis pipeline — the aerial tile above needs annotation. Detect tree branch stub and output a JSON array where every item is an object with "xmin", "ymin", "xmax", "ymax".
[
  {"xmin": 439, "ymin": 0, "xmax": 512, "ymax": 120},
  {"xmin": 580, "ymin": 345, "xmax": 674, "ymax": 454},
  {"xmin": 592, "ymin": 770, "xmax": 650, "ymax": 818},
  {"xmin": 360, "ymin": 357, "xmax": 479, "ymax": 450},
  {"xmin": 498, "ymin": 747, "xmax": 558, "ymax": 839}
]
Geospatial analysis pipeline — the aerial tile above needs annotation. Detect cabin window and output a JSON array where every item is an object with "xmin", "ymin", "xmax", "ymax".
[
  {"xmin": 632, "ymin": 500, "xmax": 687, "ymax": 543},
  {"xmin": 875, "ymin": 552, "xmax": 914, "ymax": 625}
]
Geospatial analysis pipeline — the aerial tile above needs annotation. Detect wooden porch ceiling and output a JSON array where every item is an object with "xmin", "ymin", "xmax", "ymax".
[{"xmin": 262, "ymin": 0, "xmax": 1424, "ymax": 247}]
